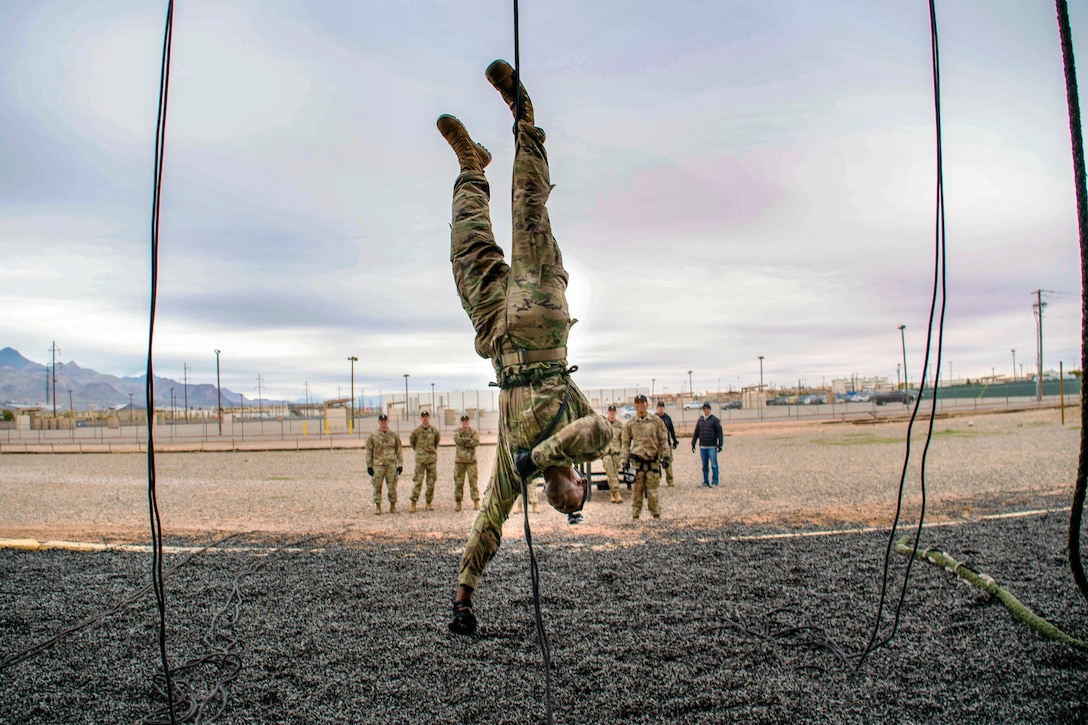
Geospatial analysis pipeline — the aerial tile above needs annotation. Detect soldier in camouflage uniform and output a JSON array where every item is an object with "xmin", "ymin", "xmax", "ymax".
[
  {"xmin": 453, "ymin": 414, "xmax": 481, "ymax": 511},
  {"xmin": 409, "ymin": 410, "xmax": 440, "ymax": 512},
  {"xmin": 621, "ymin": 394, "xmax": 670, "ymax": 520},
  {"xmin": 601, "ymin": 405, "xmax": 625, "ymax": 503},
  {"xmin": 438, "ymin": 59, "xmax": 611, "ymax": 635},
  {"xmin": 366, "ymin": 413, "xmax": 403, "ymax": 515}
]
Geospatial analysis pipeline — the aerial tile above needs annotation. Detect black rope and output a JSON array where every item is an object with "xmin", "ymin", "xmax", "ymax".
[
  {"xmin": 142, "ymin": 535, "xmax": 321, "ymax": 725},
  {"xmin": 509, "ymin": 3, "xmax": 555, "ymax": 722},
  {"xmin": 0, "ymin": 533, "xmax": 248, "ymax": 673},
  {"xmin": 854, "ymin": 0, "xmax": 947, "ymax": 669},
  {"xmin": 148, "ymin": 2, "xmax": 176, "ymax": 723},
  {"xmin": 519, "ymin": 471, "xmax": 555, "ymax": 725},
  {"xmin": 1054, "ymin": 0, "xmax": 1088, "ymax": 606},
  {"xmin": 513, "ymin": 0, "xmax": 521, "ymax": 130},
  {"xmin": 724, "ymin": 1, "xmax": 950, "ymax": 673}
]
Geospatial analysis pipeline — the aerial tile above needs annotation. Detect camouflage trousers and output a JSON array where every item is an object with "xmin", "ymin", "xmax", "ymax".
[
  {"xmin": 601, "ymin": 452, "xmax": 622, "ymax": 500},
  {"xmin": 449, "ymin": 121, "xmax": 610, "ymax": 590},
  {"xmin": 453, "ymin": 461, "xmax": 479, "ymax": 503},
  {"xmin": 412, "ymin": 460, "xmax": 437, "ymax": 504},
  {"xmin": 371, "ymin": 465, "xmax": 398, "ymax": 505},
  {"xmin": 631, "ymin": 468, "xmax": 661, "ymax": 519}
]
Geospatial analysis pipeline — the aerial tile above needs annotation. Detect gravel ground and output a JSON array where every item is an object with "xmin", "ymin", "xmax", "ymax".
[{"xmin": 1, "ymin": 408, "xmax": 1087, "ymax": 723}]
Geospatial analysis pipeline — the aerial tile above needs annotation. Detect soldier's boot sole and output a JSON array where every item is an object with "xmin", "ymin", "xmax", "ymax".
[
  {"xmin": 374, "ymin": 504, "xmax": 382, "ymax": 516},
  {"xmin": 485, "ymin": 59, "xmax": 534, "ymax": 125},
  {"xmin": 389, "ymin": 502, "xmax": 397, "ymax": 514},
  {"xmin": 437, "ymin": 114, "xmax": 491, "ymax": 173}
]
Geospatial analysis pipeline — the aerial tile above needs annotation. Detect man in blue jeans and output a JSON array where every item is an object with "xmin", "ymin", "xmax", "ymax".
[{"xmin": 691, "ymin": 402, "xmax": 723, "ymax": 487}]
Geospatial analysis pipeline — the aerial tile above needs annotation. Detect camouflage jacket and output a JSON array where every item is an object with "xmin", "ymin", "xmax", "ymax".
[
  {"xmin": 409, "ymin": 425, "xmax": 441, "ymax": 464},
  {"xmin": 606, "ymin": 418, "xmax": 624, "ymax": 455},
  {"xmin": 453, "ymin": 427, "xmax": 480, "ymax": 463},
  {"xmin": 366, "ymin": 430, "xmax": 403, "ymax": 467},
  {"xmin": 621, "ymin": 413, "xmax": 669, "ymax": 466}
]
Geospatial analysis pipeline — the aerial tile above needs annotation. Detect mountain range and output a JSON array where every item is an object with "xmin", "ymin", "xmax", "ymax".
[{"xmin": 0, "ymin": 347, "xmax": 252, "ymax": 411}]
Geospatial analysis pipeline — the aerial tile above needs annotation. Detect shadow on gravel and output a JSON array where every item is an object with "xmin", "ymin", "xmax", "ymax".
[{"xmin": 2, "ymin": 510, "xmax": 1087, "ymax": 724}]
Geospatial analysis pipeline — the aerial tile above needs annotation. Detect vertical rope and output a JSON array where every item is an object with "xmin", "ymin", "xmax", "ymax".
[
  {"xmin": 855, "ymin": 0, "xmax": 947, "ymax": 669},
  {"xmin": 513, "ymin": 0, "xmax": 522, "ymax": 129},
  {"xmin": 1054, "ymin": 0, "xmax": 1088, "ymax": 604},
  {"xmin": 148, "ymin": 2, "xmax": 177, "ymax": 723}
]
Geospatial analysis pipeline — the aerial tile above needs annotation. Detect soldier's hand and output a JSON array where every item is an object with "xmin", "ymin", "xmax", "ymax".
[
  {"xmin": 691, "ymin": 444, "xmax": 696, "ymax": 454},
  {"xmin": 672, "ymin": 441, "xmax": 678, "ymax": 450},
  {"xmin": 717, "ymin": 445, "xmax": 722, "ymax": 452},
  {"xmin": 661, "ymin": 458, "xmax": 670, "ymax": 469},
  {"xmin": 396, "ymin": 466, "xmax": 403, "ymax": 474},
  {"xmin": 367, "ymin": 467, "xmax": 374, "ymax": 476}
]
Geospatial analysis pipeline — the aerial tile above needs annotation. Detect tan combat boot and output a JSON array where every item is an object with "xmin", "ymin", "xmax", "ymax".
[
  {"xmin": 455, "ymin": 501, "xmax": 462, "ymax": 512},
  {"xmin": 389, "ymin": 501, "xmax": 397, "ymax": 514},
  {"xmin": 410, "ymin": 501, "xmax": 417, "ymax": 513},
  {"xmin": 426, "ymin": 502, "xmax": 434, "ymax": 511},
  {"xmin": 485, "ymin": 59, "xmax": 534, "ymax": 125},
  {"xmin": 437, "ymin": 115, "xmax": 492, "ymax": 173},
  {"xmin": 473, "ymin": 499, "xmax": 480, "ymax": 511},
  {"xmin": 374, "ymin": 502, "xmax": 382, "ymax": 516}
]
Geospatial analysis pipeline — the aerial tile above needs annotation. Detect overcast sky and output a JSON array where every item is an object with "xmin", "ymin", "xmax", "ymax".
[{"xmin": 1, "ymin": 1, "xmax": 1084, "ymax": 402}]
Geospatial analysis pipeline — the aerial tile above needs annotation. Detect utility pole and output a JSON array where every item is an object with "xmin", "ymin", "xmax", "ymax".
[
  {"xmin": 183, "ymin": 363, "xmax": 190, "ymax": 421},
  {"xmin": 1032, "ymin": 290, "xmax": 1049, "ymax": 401},
  {"xmin": 758, "ymin": 356, "xmax": 764, "ymax": 421},
  {"xmin": 348, "ymin": 356, "xmax": 358, "ymax": 431},
  {"xmin": 898, "ymin": 325, "xmax": 908, "ymax": 399},
  {"xmin": 50, "ymin": 341, "xmax": 61, "ymax": 418},
  {"xmin": 256, "ymin": 374, "xmax": 264, "ymax": 418},
  {"xmin": 687, "ymin": 370, "xmax": 694, "ymax": 401},
  {"xmin": 215, "ymin": 350, "xmax": 223, "ymax": 435},
  {"xmin": 403, "ymin": 373, "xmax": 410, "ymax": 420},
  {"xmin": 1011, "ymin": 349, "xmax": 1016, "ymax": 381}
]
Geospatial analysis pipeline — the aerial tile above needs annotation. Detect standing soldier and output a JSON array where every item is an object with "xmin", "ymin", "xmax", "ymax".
[
  {"xmin": 366, "ymin": 413, "xmax": 403, "ymax": 515},
  {"xmin": 621, "ymin": 394, "xmax": 670, "ymax": 520},
  {"xmin": 601, "ymin": 405, "xmax": 625, "ymax": 503},
  {"xmin": 409, "ymin": 410, "xmax": 441, "ymax": 512},
  {"xmin": 453, "ymin": 414, "xmax": 481, "ymax": 511},
  {"xmin": 655, "ymin": 400, "xmax": 679, "ymax": 487}
]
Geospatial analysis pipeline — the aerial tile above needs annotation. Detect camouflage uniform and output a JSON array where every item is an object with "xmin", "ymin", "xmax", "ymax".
[
  {"xmin": 366, "ymin": 429, "xmax": 403, "ymax": 506},
  {"xmin": 621, "ymin": 413, "xmax": 669, "ymax": 519},
  {"xmin": 453, "ymin": 425, "xmax": 481, "ymax": 506},
  {"xmin": 451, "ymin": 120, "xmax": 611, "ymax": 590},
  {"xmin": 600, "ymin": 417, "xmax": 625, "ymax": 502},
  {"xmin": 409, "ymin": 424, "xmax": 441, "ymax": 505}
]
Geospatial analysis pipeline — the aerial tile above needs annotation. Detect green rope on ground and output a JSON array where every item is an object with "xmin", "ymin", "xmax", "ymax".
[{"xmin": 895, "ymin": 536, "xmax": 1088, "ymax": 651}]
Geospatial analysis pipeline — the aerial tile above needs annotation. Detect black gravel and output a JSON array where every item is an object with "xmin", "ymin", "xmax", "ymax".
[{"xmin": 2, "ymin": 506, "xmax": 1087, "ymax": 724}]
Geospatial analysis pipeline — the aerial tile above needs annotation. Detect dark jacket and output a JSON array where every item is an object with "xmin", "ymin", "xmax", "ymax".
[
  {"xmin": 691, "ymin": 414, "xmax": 723, "ymax": 449},
  {"xmin": 656, "ymin": 412, "xmax": 678, "ymax": 448}
]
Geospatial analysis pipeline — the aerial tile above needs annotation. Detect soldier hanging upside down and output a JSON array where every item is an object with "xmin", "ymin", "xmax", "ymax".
[{"xmin": 438, "ymin": 59, "xmax": 611, "ymax": 635}]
